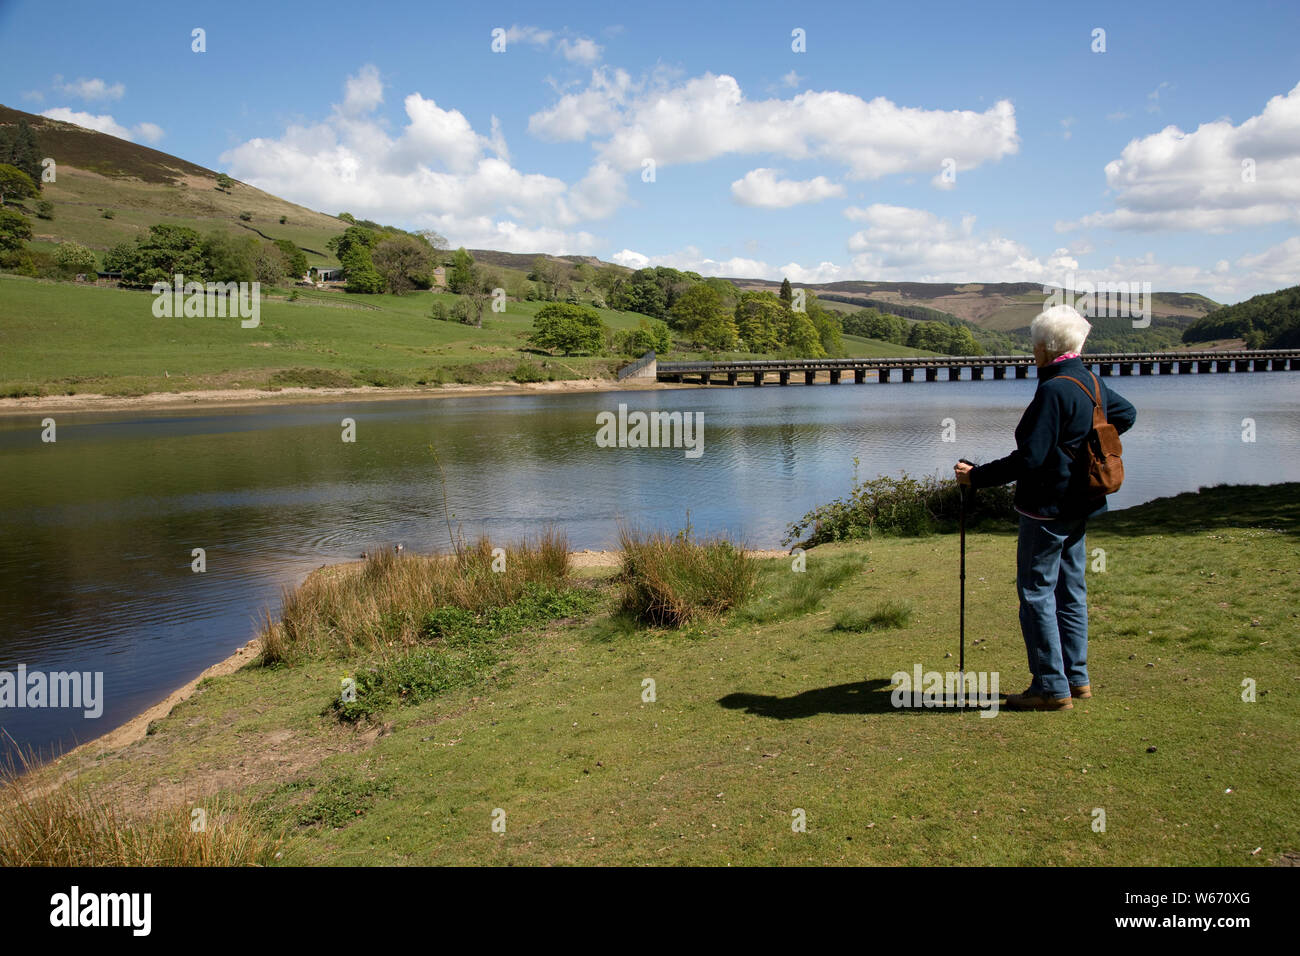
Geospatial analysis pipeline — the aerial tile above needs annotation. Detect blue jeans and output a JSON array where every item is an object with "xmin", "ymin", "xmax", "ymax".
[{"xmin": 1016, "ymin": 514, "xmax": 1090, "ymax": 699}]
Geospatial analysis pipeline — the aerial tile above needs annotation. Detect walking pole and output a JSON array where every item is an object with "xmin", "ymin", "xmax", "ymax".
[{"xmin": 957, "ymin": 459, "xmax": 975, "ymax": 703}]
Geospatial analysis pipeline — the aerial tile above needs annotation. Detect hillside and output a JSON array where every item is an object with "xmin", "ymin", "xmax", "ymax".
[
  {"xmin": 0, "ymin": 104, "xmax": 347, "ymax": 267},
  {"xmin": 729, "ymin": 276, "xmax": 1220, "ymax": 334},
  {"xmin": 467, "ymin": 249, "xmax": 611, "ymax": 273},
  {"xmin": 1182, "ymin": 284, "xmax": 1300, "ymax": 349}
]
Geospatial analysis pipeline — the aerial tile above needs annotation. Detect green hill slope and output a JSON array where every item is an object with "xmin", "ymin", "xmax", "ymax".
[
  {"xmin": 1, "ymin": 104, "xmax": 347, "ymax": 267},
  {"xmin": 1182, "ymin": 284, "xmax": 1300, "ymax": 349}
]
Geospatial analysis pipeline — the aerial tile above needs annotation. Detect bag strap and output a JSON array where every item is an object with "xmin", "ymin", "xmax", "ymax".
[
  {"xmin": 1057, "ymin": 373, "xmax": 1108, "ymax": 424},
  {"xmin": 1057, "ymin": 374, "xmax": 1097, "ymax": 406}
]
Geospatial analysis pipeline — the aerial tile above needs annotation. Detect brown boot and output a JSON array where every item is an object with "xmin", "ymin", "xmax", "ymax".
[
  {"xmin": 1006, "ymin": 688, "xmax": 1073, "ymax": 711},
  {"xmin": 1071, "ymin": 684, "xmax": 1092, "ymax": 699}
]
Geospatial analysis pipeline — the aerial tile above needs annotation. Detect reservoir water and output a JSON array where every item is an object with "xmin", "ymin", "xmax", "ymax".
[{"xmin": 2, "ymin": 371, "xmax": 1298, "ymax": 763}]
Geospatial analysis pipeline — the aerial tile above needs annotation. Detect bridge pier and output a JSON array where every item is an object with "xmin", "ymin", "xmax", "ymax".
[
  {"xmin": 752, "ymin": 371, "xmax": 763, "ymax": 386},
  {"xmin": 1098, "ymin": 363, "xmax": 1112, "ymax": 377},
  {"xmin": 1139, "ymin": 362, "xmax": 1153, "ymax": 375},
  {"xmin": 854, "ymin": 369, "xmax": 866, "ymax": 384},
  {"xmin": 993, "ymin": 366, "xmax": 1006, "ymax": 380},
  {"xmin": 1197, "ymin": 361, "xmax": 1211, "ymax": 374},
  {"xmin": 902, "ymin": 368, "xmax": 914, "ymax": 383},
  {"xmin": 805, "ymin": 370, "xmax": 816, "ymax": 385},
  {"xmin": 926, "ymin": 367, "xmax": 938, "ymax": 382},
  {"xmin": 1178, "ymin": 361, "xmax": 1192, "ymax": 375},
  {"xmin": 829, "ymin": 369, "xmax": 841, "ymax": 384},
  {"xmin": 878, "ymin": 368, "xmax": 891, "ymax": 383},
  {"xmin": 778, "ymin": 371, "xmax": 789, "ymax": 386},
  {"xmin": 1119, "ymin": 363, "xmax": 1132, "ymax": 375},
  {"xmin": 1253, "ymin": 358, "xmax": 1268, "ymax": 371},
  {"xmin": 1016, "ymin": 365, "xmax": 1029, "ymax": 379},
  {"xmin": 948, "ymin": 366, "xmax": 961, "ymax": 381},
  {"xmin": 971, "ymin": 366, "xmax": 984, "ymax": 380},
  {"xmin": 1233, "ymin": 359, "xmax": 1248, "ymax": 372},
  {"xmin": 1159, "ymin": 361, "xmax": 1173, "ymax": 375},
  {"xmin": 728, "ymin": 372, "xmax": 737, "ymax": 386},
  {"xmin": 700, "ymin": 372, "xmax": 710, "ymax": 386}
]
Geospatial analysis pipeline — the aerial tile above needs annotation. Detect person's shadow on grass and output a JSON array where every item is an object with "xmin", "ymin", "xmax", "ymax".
[{"xmin": 719, "ymin": 678, "xmax": 996, "ymax": 719}]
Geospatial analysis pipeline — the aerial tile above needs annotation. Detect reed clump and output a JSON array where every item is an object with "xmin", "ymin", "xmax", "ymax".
[
  {"xmin": 260, "ymin": 529, "xmax": 571, "ymax": 663},
  {"xmin": 616, "ymin": 525, "xmax": 757, "ymax": 627}
]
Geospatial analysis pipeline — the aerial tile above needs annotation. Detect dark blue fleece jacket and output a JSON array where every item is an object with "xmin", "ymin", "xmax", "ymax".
[{"xmin": 970, "ymin": 356, "xmax": 1137, "ymax": 520}]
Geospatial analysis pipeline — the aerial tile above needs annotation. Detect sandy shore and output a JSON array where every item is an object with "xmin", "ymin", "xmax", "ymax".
[
  {"xmin": 0, "ymin": 376, "xmax": 690, "ymax": 416},
  {"xmin": 52, "ymin": 547, "xmax": 789, "ymax": 763}
]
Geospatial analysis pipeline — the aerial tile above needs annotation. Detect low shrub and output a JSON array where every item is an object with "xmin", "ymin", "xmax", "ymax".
[
  {"xmin": 785, "ymin": 468, "xmax": 1016, "ymax": 546},
  {"xmin": 510, "ymin": 361, "xmax": 547, "ymax": 383}
]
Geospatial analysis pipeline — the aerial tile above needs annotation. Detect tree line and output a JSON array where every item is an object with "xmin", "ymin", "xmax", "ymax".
[{"xmin": 1181, "ymin": 285, "xmax": 1300, "ymax": 349}]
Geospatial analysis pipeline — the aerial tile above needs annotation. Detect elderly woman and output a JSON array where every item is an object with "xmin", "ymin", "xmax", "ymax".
[{"xmin": 955, "ymin": 305, "xmax": 1136, "ymax": 711}]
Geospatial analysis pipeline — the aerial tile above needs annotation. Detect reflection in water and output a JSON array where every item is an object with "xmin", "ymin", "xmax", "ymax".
[{"xmin": 1, "ymin": 371, "xmax": 1297, "ymax": 761}]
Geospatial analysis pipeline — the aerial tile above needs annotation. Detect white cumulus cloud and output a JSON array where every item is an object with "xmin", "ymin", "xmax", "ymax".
[
  {"xmin": 220, "ymin": 65, "xmax": 607, "ymax": 253},
  {"xmin": 610, "ymin": 245, "xmax": 842, "ymax": 283},
  {"xmin": 40, "ymin": 108, "xmax": 163, "ymax": 144},
  {"xmin": 531, "ymin": 71, "xmax": 1019, "ymax": 182},
  {"xmin": 731, "ymin": 168, "xmax": 844, "ymax": 207},
  {"xmin": 844, "ymin": 204, "xmax": 1078, "ymax": 283},
  {"xmin": 1061, "ymin": 81, "xmax": 1300, "ymax": 233},
  {"xmin": 54, "ymin": 76, "xmax": 125, "ymax": 101}
]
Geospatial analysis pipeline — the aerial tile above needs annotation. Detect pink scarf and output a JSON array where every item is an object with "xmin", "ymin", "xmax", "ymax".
[{"xmin": 1052, "ymin": 352, "xmax": 1080, "ymax": 363}]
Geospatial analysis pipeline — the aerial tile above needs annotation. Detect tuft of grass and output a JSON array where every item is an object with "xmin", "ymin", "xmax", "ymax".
[
  {"xmin": 832, "ymin": 600, "xmax": 914, "ymax": 632},
  {"xmin": 331, "ymin": 583, "xmax": 596, "ymax": 722},
  {"xmin": 738, "ymin": 552, "xmax": 867, "ymax": 624},
  {"xmin": 616, "ymin": 524, "xmax": 757, "ymax": 627},
  {"xmin": 294, "ymin": 775, "xmax": 393, "ymax": 829},
  {"xmin": 333, "ymin": 647, "xmax": 499, "ymax": 723},
  {"xmin": 0, "ymin": 770, "xmax": 278, "ymax": 866},
  {"xmin": 260, "ymin": 530, "xmax": 572, "ymax": 663}
]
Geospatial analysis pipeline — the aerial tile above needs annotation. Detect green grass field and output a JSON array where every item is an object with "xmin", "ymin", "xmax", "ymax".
[
  {"xmin": 31, "ymin": 483, "xmax": 1300, "ymax": 866},
  {"xmin": 0, "ymin": 277, "xmax": 937, "ymax": 396}
]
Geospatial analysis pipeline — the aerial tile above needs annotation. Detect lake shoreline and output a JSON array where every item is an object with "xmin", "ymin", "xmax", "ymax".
[{"xmin": 0, "ymin": 377, "xmax": 693, "ymax": 417}]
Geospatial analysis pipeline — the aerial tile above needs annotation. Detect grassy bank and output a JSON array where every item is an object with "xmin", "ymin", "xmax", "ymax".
[
  {"xmin": 6, "ymin": 484, "xmax": 1298, "ymax": 866},
  {"xmin": 0, "ymin": 277, "xmax": 940, "ymax": 399}
]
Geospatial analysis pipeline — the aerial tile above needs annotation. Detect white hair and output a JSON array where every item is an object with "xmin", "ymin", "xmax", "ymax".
[{"xmin": 1031, "ymin": 305, "xmax": 1091, "ymax": 355}]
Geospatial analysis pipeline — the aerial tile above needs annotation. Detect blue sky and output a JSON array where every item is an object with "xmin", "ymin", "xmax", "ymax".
[{"xmin": 2, "ymin": 0, "xmax": 1298, "ymax": 302}]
